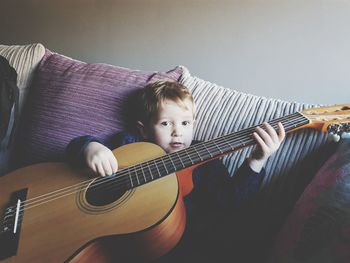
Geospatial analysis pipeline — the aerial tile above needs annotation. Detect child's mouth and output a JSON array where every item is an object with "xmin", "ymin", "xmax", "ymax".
[{"xmin": 170, "ymin": 142, "xmax": 184, "ymax": 148}]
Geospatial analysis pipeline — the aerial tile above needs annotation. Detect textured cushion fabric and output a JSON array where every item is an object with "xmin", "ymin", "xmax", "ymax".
[
  {"xmin": 179, "ymin": 66, "xmax": 328, "ymax": 198},
  {"xmin": 14, "ymin": 49, "xmax": 183, "ymax": 168},
  {"xmin": 0, "ymin": 43, "xmax": 45, "ymax": 175},
  {"xmin": 269, "ymin": 140, "xmax": 350, "ymax": 263}
]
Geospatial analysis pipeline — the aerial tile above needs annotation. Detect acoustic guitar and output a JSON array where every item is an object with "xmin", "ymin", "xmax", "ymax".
[{"xmin": 0, "ymin": 104, "xmax": 349, "ymax": 262}]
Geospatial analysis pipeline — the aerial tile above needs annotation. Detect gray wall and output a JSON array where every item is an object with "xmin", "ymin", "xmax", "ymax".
[{"xmin": 1, "ymin": 0, "xmax": 350, "ymax": 104}]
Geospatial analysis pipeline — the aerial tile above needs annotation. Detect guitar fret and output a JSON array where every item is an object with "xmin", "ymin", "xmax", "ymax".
[
  {"xmin": 168, "ymin": 156, "xmax": 176, "ymax": 170},
  {"xmin": 225, "ymin": 138, "xmax": 235, "ymax": 151},
  {"xmin": 161, "ymin": 158, "xmax": 169, "ymax": 175},
  {"xmin": 203, "ymin": 144, "xmax": 213, "ymax": 158},
  {"xmin": 135, "ymin": 165, "xmax": 140, "ymax": 185},
  {"xmin": 154, "ymin": 159, "xmax": 161, "ymax": 179},
  {"xmin": 176, "ymin": 152, "xmax": 185, "ymax": 168},
  {"xmin": 130, "ymin": 168, "xmax": 138, "ymax": 187},
  {"xmin": 193, "ymin": 147, "xmax": 204, "ymax": 161},
  {"xmin": 141, "ymin": 165, "xmax": 147, "ymax": 183},
  {"xmin": 212, "ymin": 140, "xmax": 224, "ymax": 154},
  {"xmin": 147, "ymin": 162, "xmax": 154, "ymax": 180},
  {"xmin": 128, "ymin": 170, "xmax": 134, "ymax": 188},
  {"xmin": 186, "ymin": 150, "xmax": 194, "ymax": 165}
]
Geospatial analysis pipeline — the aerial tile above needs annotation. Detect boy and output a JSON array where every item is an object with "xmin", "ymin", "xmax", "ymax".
[{"xmin": 66, "ymin": 80, "xmax": 285, "ymax": 262}]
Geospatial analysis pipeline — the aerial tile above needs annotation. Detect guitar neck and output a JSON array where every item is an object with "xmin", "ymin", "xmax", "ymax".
[{"xmin": 112, "ymin": 112, "xmax": 309, "ymax": 190}]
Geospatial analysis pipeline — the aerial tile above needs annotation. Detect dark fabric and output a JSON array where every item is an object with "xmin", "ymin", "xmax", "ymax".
[
  {"xmin": 270, "ymin": 139, "xmax": 350, "ymax": 263},
  {"xmin": 0, "ymin": 55, "xmax": 19, "ymax": 147},
  {"xmin": 66, "ymin": 131, "xmax": 266, "ymax": 262}
]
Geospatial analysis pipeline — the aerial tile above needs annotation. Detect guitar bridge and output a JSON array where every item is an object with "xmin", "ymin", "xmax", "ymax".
[{"xmin": 0, "ymin": 188, "xmax": 27, "ymax": 260}]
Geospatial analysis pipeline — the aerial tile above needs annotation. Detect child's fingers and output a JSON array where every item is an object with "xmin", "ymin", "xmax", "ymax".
[
  {"xmin": 91, "ymin": 163, "xmax": 98, "ymax": 174},
  {"xmin": 263, "ymin": 122, "xmax": 279, "ymax": 143},
  {"xmin": 110, "ymin": 158, "xmax": 118, "ymax": 174},
  {"xmin": 251, "ymin": 122, "xmax": 285, "ymax": 163},
  {"xmin": 102, "ymin": 159, "xmax": 113, "ymax": 176},
  {"xmin": 277, "ymin": 122, "xmax": 286, "ymax": 141},
  {"xmin": 108, "ymin": 153, "xmax": 118, "ymax": 173},
  {"xmin": 253, "ymin": 131, "xmax": 269, "ymax": 153},
  {"xmin": 255, "ymin": 125, "xmax": 273, "ymax": 147},
  {"xmin": 96, "ymin": 162, "xmax": 106, "ymax": 177}
]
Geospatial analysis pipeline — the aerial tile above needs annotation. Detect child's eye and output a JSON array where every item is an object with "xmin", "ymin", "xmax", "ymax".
[
  {"xmin": 182, "ymin": 121, "xmax": 191, "ymax": 126},
  {"xmin": 161, "ymin": 121, "xmax": 171, "ymax": 126}
]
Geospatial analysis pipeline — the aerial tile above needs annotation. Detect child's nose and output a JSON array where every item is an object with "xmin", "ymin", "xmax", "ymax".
[{"xmin": 172, "ymin": 125, "xmax": 183, "ymax": 136}]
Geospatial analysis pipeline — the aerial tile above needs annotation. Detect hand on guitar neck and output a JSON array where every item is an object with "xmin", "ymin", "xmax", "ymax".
[{"xmin": 248, "ymin": 122, "xmax": 286, "ymax": 173}]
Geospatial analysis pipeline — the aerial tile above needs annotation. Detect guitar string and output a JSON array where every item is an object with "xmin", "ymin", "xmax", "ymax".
[
  {"xmin": 1, "ymin": 113, "xmax": 308, "ymax": 226},
  {"xmin": 1, "ymin": 113, "xmax": 306, "ymax": 222}
]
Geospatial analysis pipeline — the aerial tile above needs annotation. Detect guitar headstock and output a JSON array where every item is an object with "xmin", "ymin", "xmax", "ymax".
[{"xmin": 300, "ymin": 103, "xmax": 350, "ymax": 142}]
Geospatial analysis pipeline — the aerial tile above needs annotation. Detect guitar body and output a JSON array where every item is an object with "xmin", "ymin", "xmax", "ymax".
[{"xmin": 0, "ymin": 142, "xmax": 188, "ymax": 262}]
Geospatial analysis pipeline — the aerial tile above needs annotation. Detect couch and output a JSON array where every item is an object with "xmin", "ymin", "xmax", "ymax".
[{"xmin": 0, "ymin": 43, "xmax": 348, "ymax": 262}]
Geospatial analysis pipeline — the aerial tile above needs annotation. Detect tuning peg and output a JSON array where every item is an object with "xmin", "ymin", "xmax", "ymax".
[
  {"xmin": 341, "ymin": 132, "xmax": 350, "ymax": 140},
  {"xmin": 333, "ymin": 134, "xmax": 341, "ymax": 142},
  {"xmin": 328, "ymin": 132, "xmax": 341, "ymax": 142},
  {"xmin": 327, "ymin": 132, "xmax": 334, "ymax": 142},
  {"xmin": 327, "ymin": 124, "xmax": 340, "ymax": 134}
]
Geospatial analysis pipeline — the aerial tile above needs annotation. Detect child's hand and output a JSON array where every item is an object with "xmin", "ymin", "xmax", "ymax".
[
  {"xmin": 248, "ymin": 122, "xmax": 285, "ymax": 173},
  {"xmin": 84, "ymin": 142, "xmax": 118, "ymax": 177}
]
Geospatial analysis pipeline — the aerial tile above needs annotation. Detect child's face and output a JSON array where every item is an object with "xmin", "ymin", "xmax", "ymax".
[{"xmin": 142, "ymin": 99, "xmax": 195, "ymax": 153}]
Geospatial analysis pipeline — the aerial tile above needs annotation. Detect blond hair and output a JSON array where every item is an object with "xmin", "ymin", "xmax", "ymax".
[{"xmin": 136, "ymin": 80, "xmax": 194, "ymax": 124}]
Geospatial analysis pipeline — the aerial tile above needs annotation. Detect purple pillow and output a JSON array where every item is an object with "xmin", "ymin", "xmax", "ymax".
[
  {"xmin": 270, "ymin": 140, "xmax": 350, "ymax": 262},
  {"xmin": 15, "ymin": 50, "xmax": 183, "ymax": 167}
]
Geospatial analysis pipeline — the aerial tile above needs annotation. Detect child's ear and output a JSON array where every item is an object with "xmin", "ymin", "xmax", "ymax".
[{"xmin": 136, "ymin": 121, "xmax": 148, "ymax": 139}]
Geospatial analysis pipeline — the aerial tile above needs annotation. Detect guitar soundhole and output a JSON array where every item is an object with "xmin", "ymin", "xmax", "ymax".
[{"xmin": 85, "ymin": 180, "xmax": 128, "ymax": 207}]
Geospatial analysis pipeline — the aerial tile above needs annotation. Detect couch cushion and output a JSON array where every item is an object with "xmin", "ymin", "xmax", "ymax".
[
  {"xmin": 15, "ymin": 49, "xmax": 183, "ymax": 168},
  {"xmin": 0, "ymin": 43, "xmax": 45, "ymax": 175},
  {"xmin": 269, "ymin": 139, "xmax": 350, "ymax": 263}
]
